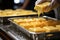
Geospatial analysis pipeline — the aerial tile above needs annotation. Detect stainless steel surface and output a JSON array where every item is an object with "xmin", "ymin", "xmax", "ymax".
[
  {"xmin": 42, "ymin": 16, "xmax": 57, "ymax": 20},
  {"xmin": 8, "ymin": 16, "xmax": 49, "ymax": 34},
  {"xmin": 0, "ymin": 25, "xmax": 60, "ymax": 40},
  {"xmin": 0, "ymin": 14, "xmax": 37, "ymax": 25},
  {"xmin": 0, "ymin": 25, "xmax": 31, "ymax": 40},
  {"xmin": 8, "ymin": 24, "xmax": 46, "ymax": 40},
  {"xmin": 8, "ymin": 16, "xmax": 60, "ymax": 40}
]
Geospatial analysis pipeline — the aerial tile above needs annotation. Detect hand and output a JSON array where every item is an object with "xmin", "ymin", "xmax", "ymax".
[
  {"xmin": 35, "ymin": 0, "xmax": 51, "ymax": 5},
  {"xmin": 35, "ymin": 0, "xmax": 59, "ymax": 12},
  {"xmin": 44, "ymin": 0, "xmax": 59, "ymax": 12}
]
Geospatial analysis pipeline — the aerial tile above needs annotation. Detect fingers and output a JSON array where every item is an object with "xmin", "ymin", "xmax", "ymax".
[
  {"xmin": 35, "ymin": 0, "xmax": 42, "ymax": 5},
  {"xmin": 35, "ymin": 0, "xmax": 47, "ymax": 5},
  {"xmin": 44, "ymin": 0, "xmax": 58, "ymax": 12},
  {"xmin": 47, "ymin": 0, "xmax": 57, "ymax": 10},
  {"xmin": 35, "ymin": 0, "xmax": 58, "ymax": 12},
  {"xmin": 44, "ymin": 0, "xmax": 55, "ymax": 12},
  {"xmin": 35, "ymin": 0, "xmax": 51, "ymax": 5}
]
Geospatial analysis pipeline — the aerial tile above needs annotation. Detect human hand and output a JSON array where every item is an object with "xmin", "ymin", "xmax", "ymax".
[{"xmin": 35, "ymin": 0, "xmax": 59, "ymax": 12}]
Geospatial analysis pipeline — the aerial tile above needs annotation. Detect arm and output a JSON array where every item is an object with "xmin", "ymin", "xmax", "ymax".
[{"xmin": 20, "ymin": 0, "xmax": 29, "ymax": 9}]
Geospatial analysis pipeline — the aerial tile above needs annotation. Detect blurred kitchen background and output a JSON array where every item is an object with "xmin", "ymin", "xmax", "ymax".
[
  {"xmin": 0, "ymin": 0, "xmax": 55, "ymax": 18},
  {"xmin": 0, "ymin": 0, "xmax": 59, "ymax": 40}
]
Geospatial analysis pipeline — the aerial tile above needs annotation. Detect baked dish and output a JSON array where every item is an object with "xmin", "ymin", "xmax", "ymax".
[
  {"xmin": 12, "ymin": 18, "xmax": 60, "ymax": 32},
  {"xmin": 0, "ymin": 9, "xmax": 37, "ymax": 17}
]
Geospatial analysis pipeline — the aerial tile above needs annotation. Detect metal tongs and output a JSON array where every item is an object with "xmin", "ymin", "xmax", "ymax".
[
  {"xmin": 42, "ymin": 16, "xmax": 58, "ymax": 21},
  {"xmin": 42, "ymin": 7, "xmax": 60, "ymax": 21}
]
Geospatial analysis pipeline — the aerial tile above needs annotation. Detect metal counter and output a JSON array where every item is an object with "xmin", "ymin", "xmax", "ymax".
[
  {"xmin": 0, "ymin": 25, "xmax": 31, "ymax": 40},
  {"xmin": 0, "ymin": 23, "xmax": 60, "ymax": 40}
]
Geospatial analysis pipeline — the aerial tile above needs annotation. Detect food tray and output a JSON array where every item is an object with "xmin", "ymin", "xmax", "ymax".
[
  {"xmin": 0, "ymin": 13, "xmax": 37, "ymax": 18},
  {"xmin": 8, "ymin": 16, "xmax": 60, "ymax": 40},
  {"xmin": 0, "ymin": 13, "xmax": 38, "ymax": 25},
  {"xmin": 0, "ymin": 9, "xmax": 37, "ymax": 18},
  {"xmin": 0, "ymin": 9, "xmax": 38, "ymax": 25}
]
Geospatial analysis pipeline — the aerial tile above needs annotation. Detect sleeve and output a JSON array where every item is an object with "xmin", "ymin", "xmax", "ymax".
[{"xmin": 54, "ymin": 7, "xmax": 60, "ymax": 19}]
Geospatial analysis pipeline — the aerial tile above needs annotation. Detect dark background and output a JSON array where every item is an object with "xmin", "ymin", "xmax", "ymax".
[{"xmin": 0, "ymin": 0, "xmax": 13, "ymax": 9}]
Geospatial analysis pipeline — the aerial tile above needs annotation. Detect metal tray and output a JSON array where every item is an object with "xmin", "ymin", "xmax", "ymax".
[
  {"xmin": 0, "ymin": 14, "xmax": 38, "ymax": 25},
  {"xmin": 8, "ymin": 16, "xmax": 60, "ymax": 40},
  {"xmin": 0, "ymin": 12, "xmax": 38, "ymax": 18}
]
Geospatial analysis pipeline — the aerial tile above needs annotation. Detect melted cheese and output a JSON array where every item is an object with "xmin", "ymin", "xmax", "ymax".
[{"xmin": 34, "ymin": 2, "xmax": 51, "ymax": 17}]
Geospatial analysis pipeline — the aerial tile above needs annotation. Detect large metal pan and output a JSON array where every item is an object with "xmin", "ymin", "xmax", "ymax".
[{"xmin": 8, "ymin": 16, "xmax": 60, "ymax": 40}]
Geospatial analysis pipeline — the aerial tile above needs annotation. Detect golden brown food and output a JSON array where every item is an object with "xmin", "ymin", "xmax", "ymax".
[
  {"xmin": 28, "ymin": 27, "xmax": 45, "ymax": 32},
  {"xmin": 12, "ymin": 18, "xmax": 60, "ymax": 32},
  {"xmin": 56, "ymin": 25, "xmax": 60, "ymax": 31},
  {"xmin": 0, "ymin": 9, "xmax": 37, "ymax": 17},
  {"xmin": 34, "ymin": 2, "xmax": 51, "ymax": 17},
  {"xmin": 47, "ymin": 20, "xmax": 57, "ymax": 26},
  {"xmin": 43, "ymin": 26, "xmax": 58, "ymax": 32}
]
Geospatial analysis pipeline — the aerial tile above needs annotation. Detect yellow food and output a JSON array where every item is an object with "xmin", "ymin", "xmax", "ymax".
[
  {"xmin": 43, "ymin": 26, "xmax": 58, "ymax": 32},
  {"xmin": 12, "ymin": 18, "xmax": 60, "ymax": 32},
  {"xmin": 0, "ymin": 9, "xmax": 37, "ymax": 17},
  {"xmin": 56, "ymin": 25, "xmax": 60, "ymax": 31},
  {"xmin": 34, "ymin": 2, "xmax": 51, "ymax": 17},
  {"xmin": 29, "ymin": 27, "xmax": 45, "ymax": 32}
]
